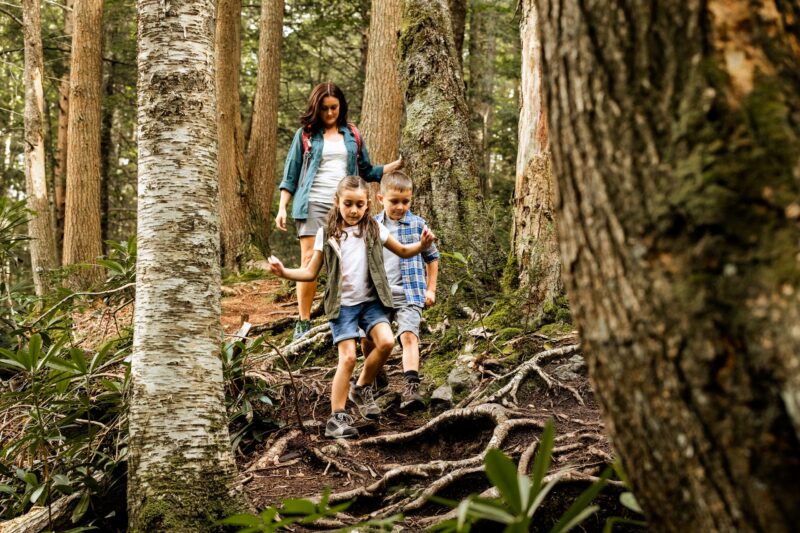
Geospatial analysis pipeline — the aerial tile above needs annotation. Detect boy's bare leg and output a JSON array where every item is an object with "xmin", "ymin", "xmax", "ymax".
[
  {"xmin": 331, "ymin": 339, "xmax": 357, "ymax": 412},
  {"xmin": 297, "ymin": 236, "xmax": 317, "ymax": 320},
  {"xmin": 400, "ymin": 332, "xmax": 420, "ymax": 372},
  {"xmin": 357, "ymin": 323, "xmax": 394, "ymax": 386}
]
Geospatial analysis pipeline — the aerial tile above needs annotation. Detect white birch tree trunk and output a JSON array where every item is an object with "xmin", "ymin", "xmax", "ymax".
[
  {"xmin": 129, "ymin": 0, "xmax": 244, "ymax": 528},
  {"xmin": 23, "ymin": 0, "xmax": 58, "ymax": 296}
]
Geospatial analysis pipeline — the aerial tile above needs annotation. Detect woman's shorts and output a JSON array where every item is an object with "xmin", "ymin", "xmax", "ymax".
[
  {"xmin": 295, "ymin": 201, "xmax": 333, "ymax": 238},
  {"xmin": 329, "ymin": 300, "xmax": 390, "ymax": 345}
]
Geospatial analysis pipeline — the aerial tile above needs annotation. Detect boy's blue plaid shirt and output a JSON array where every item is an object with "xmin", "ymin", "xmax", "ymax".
[{"xmin": 376, "ymin": 210, "xmax": 439, "ymax": 307}]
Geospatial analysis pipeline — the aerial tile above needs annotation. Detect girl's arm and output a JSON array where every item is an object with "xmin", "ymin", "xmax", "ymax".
[
  {"xmin": 383, "ymin": 227, "xmax": 436, "ymax": 258},
  {"xmin": 267, "ymin": 251, "xmax": 323, "ymax": 281}
]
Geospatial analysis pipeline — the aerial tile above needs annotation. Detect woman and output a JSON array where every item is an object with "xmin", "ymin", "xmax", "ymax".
[{"xmin": 275, "ymin": 82, "xmax": 403, "ymax": 340}]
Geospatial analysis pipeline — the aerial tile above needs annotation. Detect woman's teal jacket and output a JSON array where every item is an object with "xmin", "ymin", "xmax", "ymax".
[{"xmin": 278, "ymin": 124, "xmax": 384, "ymax": 220}]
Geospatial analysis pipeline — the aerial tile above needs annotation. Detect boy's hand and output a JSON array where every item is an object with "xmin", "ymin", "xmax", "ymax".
[
  {"xmin": 420, "ymin": 227, "xmax": 435, "ymax": 249},
  {"xmin": 425, "ymin": 289, "xmax": 436, "ymax": 307},
  {"xmin": 267, "ymin": 255, "xmax": 285, "ymax": 277}
]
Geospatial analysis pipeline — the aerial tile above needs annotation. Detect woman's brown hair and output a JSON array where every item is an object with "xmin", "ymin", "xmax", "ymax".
[
  {"xmin": 300, "ymin": 82, "xmax": 349, "ymax": 132},
  {"xmin": 326, "ymin": 176, "xmax": 379, "ymax": 242}
]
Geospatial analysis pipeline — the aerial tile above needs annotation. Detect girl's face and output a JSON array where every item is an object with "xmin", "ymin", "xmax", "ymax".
[
  {"xmin": 337, "ymin": 189, "xmax": 369, "ymax": 226},
  {"xmin": 319, "ymin": 96, "xmax": 340, "ymax": 129}
]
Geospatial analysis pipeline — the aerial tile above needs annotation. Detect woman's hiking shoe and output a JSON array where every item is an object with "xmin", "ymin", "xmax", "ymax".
[
  {"xmin": 293, "ymin": 319, "xmax": 311, "ymax": 340},
  {"xmin": 348, "ymin": 383, "xmax": 381, "ymax": 419},
  {"xmin": 400, "ymin": 380, "xmax": 424, "ymax": 410},
  {"xmin": 325, "ymin": 412, "xmax": 359, "ymax": 439}
]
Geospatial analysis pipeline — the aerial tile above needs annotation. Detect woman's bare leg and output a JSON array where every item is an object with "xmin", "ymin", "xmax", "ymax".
[{"xmin": 297, "ymin": 236, "xmax": 317, "ymax": 320}]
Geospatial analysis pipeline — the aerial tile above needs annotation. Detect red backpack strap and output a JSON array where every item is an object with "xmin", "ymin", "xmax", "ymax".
[
  {"xmin": 348, "ymin": 123, "xmax": 362, "ymax": 163},
  {"xmin": 301, "ymin": 128, "xmax": 314, "ymax": 155}
]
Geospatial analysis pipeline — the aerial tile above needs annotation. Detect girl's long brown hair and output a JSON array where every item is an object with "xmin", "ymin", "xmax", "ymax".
[
  {"xmin": 300, "ymin": 82, "xmax": 349, "ymax": 132},
  {"xmin": 326, "ymin": 176, "xmax": 379, "ymax": 242}
]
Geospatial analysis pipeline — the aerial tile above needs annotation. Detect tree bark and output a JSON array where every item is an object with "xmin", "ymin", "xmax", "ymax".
[
  {"xmin": 538, "ymin": 1, "xmax": 800, "ymax": 531},
  {"xmin": 62, "ymin": 0, "xmax": 104, "ymax": 288},
  {"xmin": 510, "ymin": 0, "xmax": 560, "ymax": 318},
  {"xmin": 466, "ymin": 0, "xmax": 496, "ymax": 196},
  {"xmin": 54, "ymin": 0, "xmax": 73, "ymax": 259},
  {"xmin": 216, "ymin": 0, "xmax": 249, "ymax": 270},
  {"xmin": 244, "ymin": 0, "xmax": 283, "ymax": 258},
  {"xmin": 130, "ymin": 0, "xmax": 245, "ymax": 529},
  {"xmin": 399, "ymin": 0, "xmax": 482, "ymax": 249},
  {"xmin": 23, "ymin": 0, "xmax": 59, "ymax": 296},
  {"xmin": 361, "ymin": 0, "xmax": 403, "ymax": 208},
  {"xmin": 448, "ymin": 0, "xmax": 467, "ymax": 68}
]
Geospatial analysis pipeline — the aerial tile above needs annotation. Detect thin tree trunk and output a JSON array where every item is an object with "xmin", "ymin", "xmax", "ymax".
[
  {"xmin": 467, "ymin": 0, "xmax": 496, "ymax": 196},
  {"xmin": 245, "ymin": 0, "xmax": 283, "ymax": 258},
  {"xmin": 129, "ymin": 0, "xmax": 245, "ymax": 528},
  {"xmin": 448, "ymin": 0, "xmax": 467, "ymax": 68},
  {"xmin": 23, "ymin": 0, "xmax": 58, "ymax": 296},
  {"xmin": 54, "ymin": 0, "xmax": 73, "ymax": 259},
  {"xmin": 100, "ymin": 61, "xmax": 115, "ymax": 247},
  {"xmin": 538, "ymin": 1, "xmax": 800, "ymax": 531},
  {"xmin": 63, "ymin": 0, "xmax": 104, "ymax": 288},
  {"xmin": 510, "ymin": 0, "xmax": 560, "ymax": 318},
  {"xmin": 399, "ymin": 0, "xmax": 482, "ymax": 249},
  {"xmin": 216, "ymin": 0, "xmax": 249, "ymax": 271},
  {"xmin": 361, "ymin": 0, "xmax": 403, "ymax": 208}
]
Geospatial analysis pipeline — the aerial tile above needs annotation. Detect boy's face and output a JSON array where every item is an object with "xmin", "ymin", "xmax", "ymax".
[{"xmin": 379, "ymin": 188, "xmax": 413, "ymax": 221}]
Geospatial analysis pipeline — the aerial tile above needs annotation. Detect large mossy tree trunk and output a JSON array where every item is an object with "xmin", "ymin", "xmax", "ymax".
[
  {"xmin": 538, "ymin": 1, "xmax": 800, "ymax": 530},
  {"xmin": 467, "ymin": 0, "xmax": 496, "ymax": 196},
  {"xmin": 244, "ymin": 0, "xmax": 283, "ymax": 258},
  {"xmin": 62, "ymin": 0, "xmax": 104, "ymax": 288},
  {"xmin": 130, "ymin": 0, "xmax": 244, "ymax": 529},
  {"xmin": 510, "ymin": 0, "xmax": 560, "ymax": 320},
  {"xmin": 447, "ymin": 0, "xmax": 467, "ymax": 69},
  {"xmin": 23, "ymin": 0, "xmax": 58, "ymax": 296},
  {"xmin": 216, "ymin": 0, "xmax": 249, "ymax": 271},
  {"xmin": 399, "ymin": 0, "xmax": 482, "ymax": 250}
]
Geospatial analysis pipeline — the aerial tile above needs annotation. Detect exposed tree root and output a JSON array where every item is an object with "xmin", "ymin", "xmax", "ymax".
[{"xmin": 245, "ymin": 429, "xmax": 303, "ymax": 472}]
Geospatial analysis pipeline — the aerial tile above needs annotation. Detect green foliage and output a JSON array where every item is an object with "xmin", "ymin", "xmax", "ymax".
[
  {"xmin": 97, "ymin": 237, "xmax": 137, "ymax": 302},
  {"xmin": 603, "ymin": 462, "xmax": 647, "ymax": 532},
  {"xmin": 430, "ymin": 421, "xmax": 609, "ymax": 533},
  {"xmin": 219, "ymin": 488, "xmax": 401, "ymax": 532}
]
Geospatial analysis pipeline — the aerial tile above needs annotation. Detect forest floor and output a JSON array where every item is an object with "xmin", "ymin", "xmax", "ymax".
[{"xmin": 213, "ymin": 275, "xmax": 628, "ymax": 531}]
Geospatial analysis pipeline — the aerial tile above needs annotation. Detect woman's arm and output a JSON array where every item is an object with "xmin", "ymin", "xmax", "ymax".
[
  {"xmin": 382, "ymin": 156, "xmax": 404, "ymax": 175},
  {"xmin": 274, "ymin": 189, "xmax": 293, "ymax": 231},
  {"xmin": 267, "ymin": 251, "xmax": 323, "ymax": 282},
  {"xmin": 383, "ymin": 227, "xmax": 435, "ymax": 258}
]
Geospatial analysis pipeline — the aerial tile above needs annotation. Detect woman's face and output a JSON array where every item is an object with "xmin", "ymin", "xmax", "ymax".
[{"xmin": 319, "ymin": 96, "xmax": 340, "ymax": 129}]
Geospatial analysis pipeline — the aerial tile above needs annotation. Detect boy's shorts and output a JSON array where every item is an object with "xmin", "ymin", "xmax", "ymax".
[
  {"xmin": 358, "ymin": 303, "xmax": 423, "ymax": 342},
  {"xmin": 330, "ymin": 300, "xmax": 390, "ymax": 345}
]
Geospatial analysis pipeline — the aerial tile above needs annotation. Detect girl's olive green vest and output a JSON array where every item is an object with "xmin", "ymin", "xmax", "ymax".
[{"xmin": 322, "ymin": 228, "xmax": 394, "ymax": 319}]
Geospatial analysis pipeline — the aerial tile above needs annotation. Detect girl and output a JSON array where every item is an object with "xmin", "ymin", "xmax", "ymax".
[
  {"xmin": 268, "ymin": 176, "xmax": 434, "ymax": 439},
  {"xmin": 274, "ymin": 82, "xmax": 404, "ymax": 341}
]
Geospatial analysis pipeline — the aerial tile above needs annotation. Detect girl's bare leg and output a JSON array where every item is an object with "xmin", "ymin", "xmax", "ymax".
[
  {"xmin": 331, "ymin": 339, "xmax": 357, "ymax": 412},
  {"xmin": 297, "ymin": 236, "xmax": 317, "ymax": 320},
  {"xmin": 357, "ymin": 322, "xmax": 394, "ymax": 386}
]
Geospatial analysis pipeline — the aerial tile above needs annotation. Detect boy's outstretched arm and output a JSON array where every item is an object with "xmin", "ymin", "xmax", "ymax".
[
  {"xmin": 425, "ymin": 260, "xmax": 439, "ymax": 307},
  {"xmin": 384, "ymin": 227, "xmax": 436, "ymax": 259},
  {"xmin": 267, "ymin": 251, "xmax": 323, "ymax": 282}
]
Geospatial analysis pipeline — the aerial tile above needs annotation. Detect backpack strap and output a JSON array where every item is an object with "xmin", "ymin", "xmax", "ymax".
[
  {"xmin": 301, "ymin": 128, "xmax": 313, "ymax": 155},
  {"xmin": 347, "ymin": 123, "xmax": 362, "ymax": 167}
]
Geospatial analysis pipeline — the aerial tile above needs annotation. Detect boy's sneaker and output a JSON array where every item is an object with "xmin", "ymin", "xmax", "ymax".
[
  {"xmin": 292, "ymin": 319, "xmax": 311, "ymax": 341},
  {"xmin": 400, "ymin": 380, "xmax": 424, "ymax": 410},
  {"xmin": 325, "ymin": 411, "xmax": 359, "ymax": 439},
  {"xmin": 348, "ymin": 383, "xmax": 381, "ymax": 420}
]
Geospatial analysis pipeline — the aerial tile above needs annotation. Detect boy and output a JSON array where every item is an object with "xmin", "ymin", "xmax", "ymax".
[{"xmin": 361, "ymin": 171, "xmax": 439, "ymax": 410}]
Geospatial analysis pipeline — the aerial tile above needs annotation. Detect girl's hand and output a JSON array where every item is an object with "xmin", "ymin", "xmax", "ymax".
[
  {"xmin": 274, "ymin": 207, "xmax": 288, "ymax": 231},
  {"xmin": 420, "ymin": 227, "xmax": 435, "ymax": 249},
  {"xmin": 267, "ymin": 255, "xmax": 285, "ymax": 277}
]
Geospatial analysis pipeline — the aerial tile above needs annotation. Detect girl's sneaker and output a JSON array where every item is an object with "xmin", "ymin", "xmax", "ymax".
[
  {"xmin": 325, "ymin": 412, "xmax": 359, "ymax": 439},
  {"xmin": 348, "ymin": 383, "xmax": 381, "ymax": 419},
  {"xmin": 293, "ymin": 319, "xmax": 311, "ymax": 340}
]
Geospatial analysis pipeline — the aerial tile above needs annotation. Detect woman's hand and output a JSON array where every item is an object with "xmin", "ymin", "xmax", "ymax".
[
  {"xmin": 274, "ymin": 206, "xmax": 288, "ymax": 232},
  {"xmin": 267, "ymin": 255, "xmax": 286, "ymax": 277},
  {"xmin": 385, "ymin": 156, "xmax": 404, "ymax": 175}
]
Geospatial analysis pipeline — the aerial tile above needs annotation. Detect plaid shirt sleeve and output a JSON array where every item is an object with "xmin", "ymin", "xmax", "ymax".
[{"xmin": 395, "ymin": 213, "xmax": 439, "ymax": 306}]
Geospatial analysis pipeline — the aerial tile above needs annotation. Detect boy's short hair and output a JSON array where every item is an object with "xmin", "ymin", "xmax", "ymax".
[{"xmin": 380, "ymin": 170, "xmax": 414, "ymax": 194}]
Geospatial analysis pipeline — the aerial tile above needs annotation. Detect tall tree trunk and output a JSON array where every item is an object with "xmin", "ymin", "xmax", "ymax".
[
  {"xmin": 23, "ymin": 0, "xmax": 58, "ymax": 296},
  {"xmin": 245, "ymin": 0, "xmax": 283, "ymax": 258},
  {"xmin": 100, "ymin": 61, "xmax": 115, "ymax": 247},
  {"xmin": 63, "ymin": 0, "xmax": 104, "ymax": 288},
  {"xmin": 447, "ymin": 0, "xmax": 467, "ymax": 68},
  {"xmin": 54, "ymin": 0, "xmax": 73, "ymax": 260},
  {"xmin": 216, "ymin": 0, "xmax": 249, "ymax": 271},
  {"xmin": 510, "ymin": 0, "xmax": 560, "ymax": 318},
  {"xmin": 399, "ymin": 0, "xmax": 482, "ymax": 249},
  {"xmin": 538, "ymin": 1, "xmax": 800, "ymax": 531},
  {"xmin": 361, "ymin": 0, "xmax": 403, "ymax": 208},
  {"xmin": 466, "ymin": 0, "xmax": 496, "ymax": 196},
  {"xmin": 130, "ymin": 0, "xmax": 244, "ymax": 528}
]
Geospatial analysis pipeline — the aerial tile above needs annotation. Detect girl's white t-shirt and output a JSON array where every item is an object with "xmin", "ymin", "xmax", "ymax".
[
  {"xmin": 314, "ymin": 224, "xmax": 390, "ymax": 306},
  {"xmin": 308, "ymin": 137, "xmax": 348, "ymax": 204}
]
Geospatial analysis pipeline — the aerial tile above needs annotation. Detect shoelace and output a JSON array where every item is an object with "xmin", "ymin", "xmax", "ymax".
[
  {"xmin": 361, "ymin": 385, "xmax": 375, "ymax": 404},
  {"xmin": 335, "ymin": 412, "xmax": 354, "ymax": 424},
  {"xmin": 403, "ymin": 381, "xmax": 420, "ymax": 394}
]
